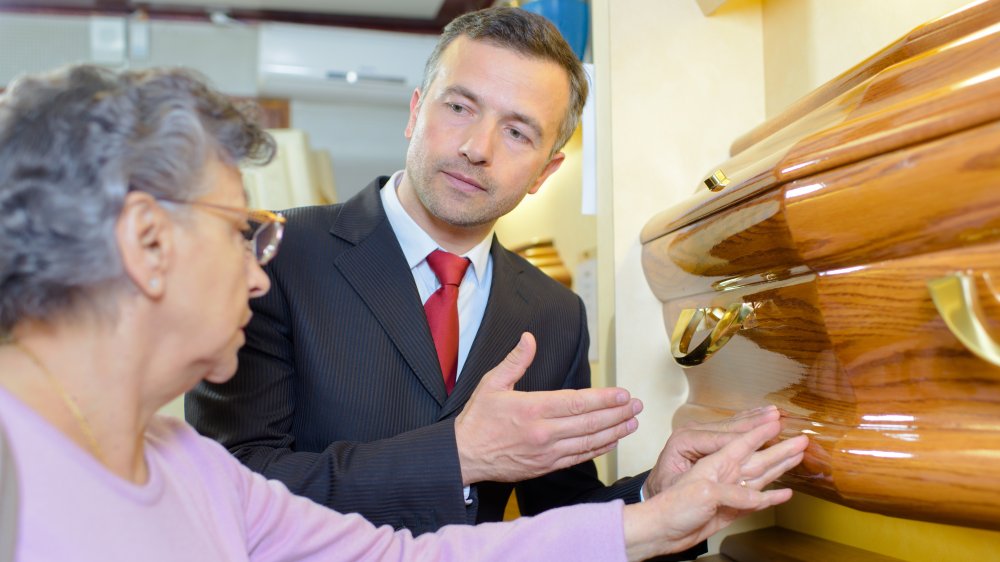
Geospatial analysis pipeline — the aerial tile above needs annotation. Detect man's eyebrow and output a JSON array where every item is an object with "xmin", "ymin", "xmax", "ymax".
[
  {"xmin": 443, "ymin": 84, "xmax": 480, "ymax": 104},
  {"xmin": 506, "ymin": 110, "xmax": 544, "ymax": 140},
  {"xmin": 443, "ymin": 85, "xmax": 544, "ymax": 140}
]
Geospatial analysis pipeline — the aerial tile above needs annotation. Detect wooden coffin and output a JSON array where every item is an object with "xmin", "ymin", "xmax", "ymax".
[{"xmin": 640, "ymin": 0, "xmax": 1000, "ymax": 530}]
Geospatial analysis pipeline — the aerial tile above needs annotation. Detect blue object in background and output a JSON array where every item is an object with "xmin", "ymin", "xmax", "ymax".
[{"xmin": 520, "ymin": 0, "xmax": 590, "ymax": 61}]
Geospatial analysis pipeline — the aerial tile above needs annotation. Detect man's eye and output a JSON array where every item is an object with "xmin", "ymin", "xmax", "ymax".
[
  {"xmin": 448, "ymin": 103, "xmax": 465, "ymax": 114},
  {"xmin": 508, "ymin": 128, "xmax": 531, "ymax": 143}
]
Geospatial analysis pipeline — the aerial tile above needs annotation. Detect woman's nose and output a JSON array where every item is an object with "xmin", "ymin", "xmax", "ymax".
[{"xmin": 247, "ymin": 257, "xmax": 271, "ymax": 298}]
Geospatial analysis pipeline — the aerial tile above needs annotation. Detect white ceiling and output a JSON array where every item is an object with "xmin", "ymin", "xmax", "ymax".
[{"xmin": 139, "ymin": 0, "xmax": 447, "ymax": 19}]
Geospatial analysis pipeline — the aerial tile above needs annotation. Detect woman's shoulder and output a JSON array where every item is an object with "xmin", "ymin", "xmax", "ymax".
[
  {"xmin": 145, "ymin": 415, "xmax": 240, "ymax": 475},
  {"xmin": 146, "ymin": 414, "xmax": 202, "ymax": 443}
]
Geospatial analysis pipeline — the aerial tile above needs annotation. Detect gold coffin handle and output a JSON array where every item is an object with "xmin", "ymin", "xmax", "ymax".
[
  {"xmin": 703, "ymin": 169, "xmax": 730, "ymax": 192},
  {"xmin": 670, "ymin": 302, "xmax": 755, "ymax": 367},
  {"xmin": 928, "ymin": 272, "xmax": 1000, "ymax": 367}
]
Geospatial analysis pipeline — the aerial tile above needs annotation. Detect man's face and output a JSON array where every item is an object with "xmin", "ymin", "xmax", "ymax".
[{"xmin": 402, "ymin": 36, "xmax": 571, "ymax": 230}]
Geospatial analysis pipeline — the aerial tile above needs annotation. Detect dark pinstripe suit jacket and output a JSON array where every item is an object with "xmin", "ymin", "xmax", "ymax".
[{"xmin": 186, "ymin": 177, "xmax": 647, "ymax": 534}]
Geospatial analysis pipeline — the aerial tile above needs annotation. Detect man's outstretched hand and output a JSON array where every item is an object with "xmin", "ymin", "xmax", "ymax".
[{"xmin": 455, "ymin": 332, "xmax": 642, "ymax": 485}]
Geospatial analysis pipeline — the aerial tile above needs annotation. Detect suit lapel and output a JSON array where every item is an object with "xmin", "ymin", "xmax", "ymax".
[
  {"xmin": 331, "ymin": 179, "xmax": 449, "ymax": 406},
  {"xmin": 441, "ymin": 239, "xmax": 531, "ymax": 419}
]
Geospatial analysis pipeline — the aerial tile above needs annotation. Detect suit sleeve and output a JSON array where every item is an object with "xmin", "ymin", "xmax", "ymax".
[{"xmin": 186, "ymin": 263, "xmax": 470, "ymax": 535}]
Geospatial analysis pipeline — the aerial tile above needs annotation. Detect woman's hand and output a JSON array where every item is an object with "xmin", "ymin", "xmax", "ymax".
[
  {"xmin": 643, "ymin": 405, "xmax": 784, "ymax": 498},
  {"xmin": 622, "ymin": 420, "xmax": 808, "ymax": 561}
]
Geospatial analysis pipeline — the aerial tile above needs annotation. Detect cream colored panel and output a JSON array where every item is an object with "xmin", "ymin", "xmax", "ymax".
[{"xmin": 242, "ymin": 129, "xmax": 327, "ymax": 210}]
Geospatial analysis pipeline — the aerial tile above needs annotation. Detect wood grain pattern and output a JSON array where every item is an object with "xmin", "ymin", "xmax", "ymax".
[
  {"xmin": 661, "ymin": 244, "xmax": 1000, "ymax": 528},
  {"xmin": 640, "ymin": 0, "xmax": 1000, "ymax": 531}
]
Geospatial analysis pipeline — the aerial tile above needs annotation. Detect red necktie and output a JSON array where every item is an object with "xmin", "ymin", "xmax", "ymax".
[{"xmin": 424, "ymin": 250, "xmax": 471, "ymax": 395}]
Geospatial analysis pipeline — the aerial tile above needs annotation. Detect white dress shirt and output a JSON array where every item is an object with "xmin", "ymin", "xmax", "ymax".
[
  {"xmin": 381, "ymin": 171, "xmax": 494, "ymax": 505},
  {"xmin": 380, "ymin": 171, "xmax": 494, "ymax": 383}
]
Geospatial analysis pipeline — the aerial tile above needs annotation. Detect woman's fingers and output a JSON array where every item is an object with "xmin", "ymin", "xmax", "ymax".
[
  {"xmin": 685, "ymin": 405, "xmax": 780, "ymax": 434},
  {"xmin": 715, "ymin": 419, "xmax": 784, "ymax": 465},
  {"xmin": 737, "ymin": 434, "xmax": 809, "ymax": 487},
  {"xmin": 719, "ymin": 485, "xmax": 795, "ymax": 512}
]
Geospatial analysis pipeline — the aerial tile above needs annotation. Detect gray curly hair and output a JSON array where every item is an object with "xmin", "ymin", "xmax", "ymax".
[
  {"xmin": 420, "ymin": 6, "xmax": 588, "ymax": 154},
  {"xmin": 0, "ymin": 64, "xmax": 275, "ymax": 336}
]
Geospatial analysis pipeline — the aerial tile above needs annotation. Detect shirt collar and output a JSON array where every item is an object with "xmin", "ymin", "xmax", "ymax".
[{"xmin": 381, "ymin": 171, "xmax": 493, "ymax": 284}]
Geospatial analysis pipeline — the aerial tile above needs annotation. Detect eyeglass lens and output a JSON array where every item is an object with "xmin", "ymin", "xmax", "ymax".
[{"xmin": 244, "ymin": 220, "xmax": 281, "ymax": 265}]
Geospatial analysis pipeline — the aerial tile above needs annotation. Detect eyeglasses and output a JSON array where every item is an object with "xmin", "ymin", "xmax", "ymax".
[{"xmin": 157, "ymin": 198, "xmax": 286, "ymax": 266}]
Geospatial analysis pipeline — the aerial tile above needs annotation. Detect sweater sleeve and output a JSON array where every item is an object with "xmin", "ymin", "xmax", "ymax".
[{"xmin": 206, "ymin": 434, "xmax": 629, "ymax": 562}]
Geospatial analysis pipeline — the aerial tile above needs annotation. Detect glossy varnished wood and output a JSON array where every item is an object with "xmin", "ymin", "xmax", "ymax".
[
  {"xmin": 642, "ymin": 119, "xmax": 1000, "ymax": 296},
  {"xmin": 640, "ymin": 0, "xmax": 1000, "ymax": 531},
  {"xmin": 665, "ymin": 243, "xmax": 1000, "ymax": 528},
  {"xmin": 641, "ymin": 7, "xmax": 1000, "ymax": 244},
  {"xmin": 730, "ymin": 0, "xmax": 1000, "ymax": 156}
]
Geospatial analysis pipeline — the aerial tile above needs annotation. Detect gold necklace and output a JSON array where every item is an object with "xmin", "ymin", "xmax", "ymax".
[{"xmin": 11, "ymin": 341, "xmax": 105, "ymax": 463}]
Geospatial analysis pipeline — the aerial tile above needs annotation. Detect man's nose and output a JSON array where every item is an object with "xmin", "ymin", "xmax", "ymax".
[{"xmin": 459, "ymin": 120, "xmax": 495, "ymax": 165}]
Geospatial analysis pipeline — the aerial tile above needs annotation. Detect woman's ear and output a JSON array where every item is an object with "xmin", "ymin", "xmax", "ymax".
[{"xmin": 116, "ymin": 191, "xmax": 172, "ymax": 299}]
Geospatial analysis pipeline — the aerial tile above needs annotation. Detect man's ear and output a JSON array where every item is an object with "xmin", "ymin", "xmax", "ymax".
[
  {"xmin": 116, "ymin": 191, "xmax": 172, "ymax": 299},
  {"xmin": 527, "ymin": 151, "xmax": 566, "ymax": 195},
  {"xmin": 405, "ymin": 88, "xmax": 422, "ymax": 140}
]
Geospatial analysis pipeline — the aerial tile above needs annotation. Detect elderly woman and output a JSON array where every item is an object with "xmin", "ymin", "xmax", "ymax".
[{"xmin": 0, "ymin": 64, "xmax": 807, "ymax": 561}]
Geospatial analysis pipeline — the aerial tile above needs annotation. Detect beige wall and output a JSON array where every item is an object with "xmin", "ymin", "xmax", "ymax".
[{"xmin": 593, "ymin": 0, "xmax": 772, "ymax": 549}]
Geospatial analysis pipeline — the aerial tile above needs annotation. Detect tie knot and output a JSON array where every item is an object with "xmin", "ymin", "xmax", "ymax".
[{"xmin": 426, "ymin": 249, "xmax": 470, "ymax": 287}]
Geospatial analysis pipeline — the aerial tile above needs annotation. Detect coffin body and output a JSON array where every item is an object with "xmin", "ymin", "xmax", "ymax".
[{"xmin": 640, "ymin": 0, "xmax": 1000, "ymax": 530}]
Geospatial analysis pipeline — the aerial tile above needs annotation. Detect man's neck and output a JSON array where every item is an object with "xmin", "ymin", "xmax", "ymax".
[{"xmin": 396, "ymin": 174, "xmax": 493, "ymax": 255}]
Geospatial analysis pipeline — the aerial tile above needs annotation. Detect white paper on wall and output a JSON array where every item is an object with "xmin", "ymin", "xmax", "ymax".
[
  {"xmin": 581, "ymin": 62, "xmax": 597, "ymax": 216},
  {"xmin": 575, "ymin": 255, "xmax": 599, "ymax": 362}
]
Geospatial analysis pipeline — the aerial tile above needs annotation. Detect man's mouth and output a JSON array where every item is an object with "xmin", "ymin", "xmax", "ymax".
[{"xmin": 442, "ymin": 170, "xmax": 485, "ymax": 192}]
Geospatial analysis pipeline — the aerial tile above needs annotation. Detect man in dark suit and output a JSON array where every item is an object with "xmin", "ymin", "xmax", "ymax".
[{"xmin": 188, "ymin": 8, "xmax": 709, "ymax": 558}]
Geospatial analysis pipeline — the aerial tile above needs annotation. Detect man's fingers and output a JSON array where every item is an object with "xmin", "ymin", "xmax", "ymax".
[
  {"xmin": 478, "ymin": 332, "xmax": 634, "ymax": 411},
  {"xmin": 543, "ymin": 397, "xmax": 641, "ymax": 441},
  {"xmin": 538, "ymin": 387, "xmax": 636, "ymax": 420},
  {"xmin": 546, "ymin": 411, "xmax": 640, "ymax": 457},
  {"xmin": 481, "ymin": 332, "xmax": 537, "ymax": 391},
  {"xmin": 549, "ymin": 440, "xmax": 621, "ymax": 472}
]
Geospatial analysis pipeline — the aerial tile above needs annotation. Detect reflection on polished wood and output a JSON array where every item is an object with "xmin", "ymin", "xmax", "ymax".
[
  {"xmin": 640, "ymin": 0, "xmax": 1000, "ymax": 530},
  {"xmin": 511, "ymin": 238, "xmax": 572, "ymax": 288},
  {"xmin": 729, "ymin": 0, "xmax": 1000, "ymax": 156},
  {"xmin": 641, "ymin": 0, "xmax": 1000, "ymax": 246}
]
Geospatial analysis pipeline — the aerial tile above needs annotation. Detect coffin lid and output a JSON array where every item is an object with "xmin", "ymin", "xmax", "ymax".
[{"xmin": 640, "ymin": 0, "xmax": 1000, "ymax": 244}]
